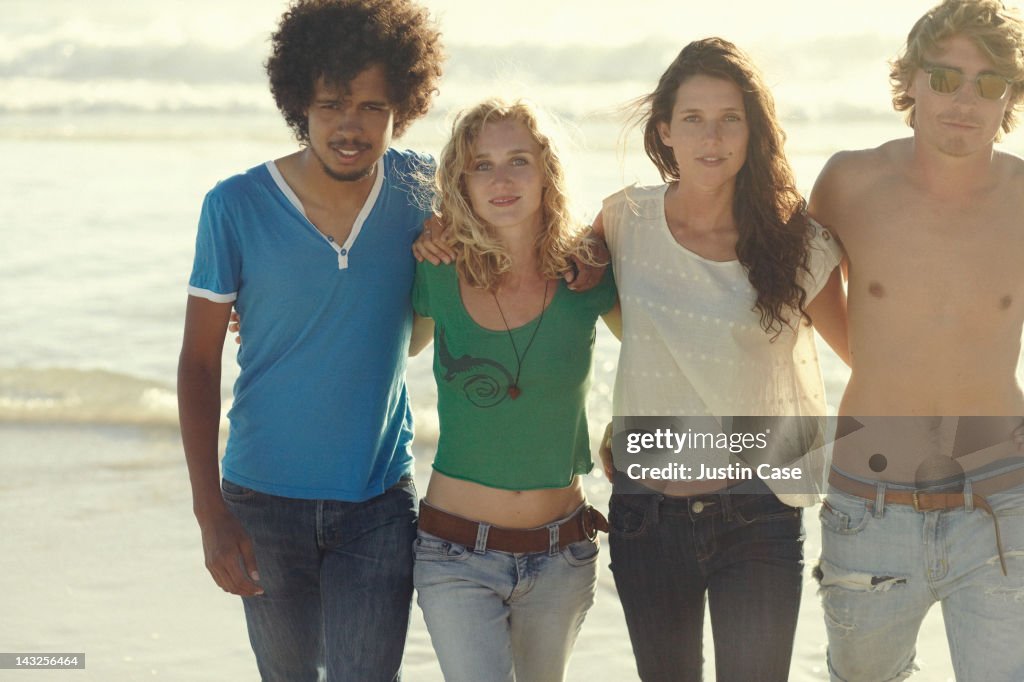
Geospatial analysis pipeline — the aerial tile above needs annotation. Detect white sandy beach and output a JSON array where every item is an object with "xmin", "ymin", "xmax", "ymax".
[{"xmin": 0, "ymin": 422, "xmax": 957, "ymax": 681}]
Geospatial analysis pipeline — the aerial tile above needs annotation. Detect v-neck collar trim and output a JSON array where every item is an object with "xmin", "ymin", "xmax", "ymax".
[{"xmin": 264, "ymin": 156, "xmax": 385, "ymax": 270}]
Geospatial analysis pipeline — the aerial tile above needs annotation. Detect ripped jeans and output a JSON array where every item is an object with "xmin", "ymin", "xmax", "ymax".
[{"xmin": 817, "ymin": 483, "xmax": 1024, "ymax": 682}]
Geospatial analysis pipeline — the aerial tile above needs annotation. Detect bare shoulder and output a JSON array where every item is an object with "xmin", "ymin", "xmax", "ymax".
[
  {"xmin": 821, "ymin": 147, "xmax": 877, "ymax": 174},
  {"xmin": 808, "ymin": 141, "xmax": 906, "ymax": 237},
  {"xmin": 995, "ymin": 147, "xmax": 1024, "ymax": 186},
  {"xmin": 818, "ymin": 140, "xmax": 906, "ymax": 186},
  {"xmin": 989, "ymin": 149, "xmax": 1024, "ymax": 219}
]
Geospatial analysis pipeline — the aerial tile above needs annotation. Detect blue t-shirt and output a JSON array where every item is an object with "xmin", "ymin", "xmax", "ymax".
[{"xmin": 188, "ymin": 148, "xmax": 433, "ymax": 501}]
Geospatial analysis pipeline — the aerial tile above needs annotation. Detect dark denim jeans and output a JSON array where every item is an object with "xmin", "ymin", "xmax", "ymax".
[
  {"xmin": 608, "ymin": 483, "xmax": 804, "ymax": 682},
  {"xmin": 221, "ymin": 477, "xmax": 417, "ymax": 682}
]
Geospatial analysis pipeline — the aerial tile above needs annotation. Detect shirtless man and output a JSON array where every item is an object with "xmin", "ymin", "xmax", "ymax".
[{"xmin": 808, "ymin": 1, "xmax": 1024, "ymax": 679}]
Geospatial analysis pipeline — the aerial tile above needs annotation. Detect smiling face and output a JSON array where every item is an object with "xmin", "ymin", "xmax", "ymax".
[
  {"xmin": 305, "ymin": 64, "xmax": 394, "ymax": 183},
  {"xmin": 908, "ymin": 34, "xmax": 1013, "ymax": 157},
  {"xmin": 463, "ymin": 118, "xmax": 546, "ymax": 236},
  {"xmin": 656, "ymin": 74, "xmax": 749, "ymax": 189}
]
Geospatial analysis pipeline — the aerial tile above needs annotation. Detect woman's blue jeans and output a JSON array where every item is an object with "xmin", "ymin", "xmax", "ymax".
[
  {"xmin": 608, "ymin": 484, "xmax": 804, "ymax": 682},
  {"xmin": 413, "ymin": 515, "xmax": 599, "ymax": 682}
]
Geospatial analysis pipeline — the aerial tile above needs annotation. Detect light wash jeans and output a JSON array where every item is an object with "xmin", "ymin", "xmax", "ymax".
[
  {"xmin": 412, "ymin": 513, "xmax": 598, "ymax": 682},
  {"xmin": 222, "ymin": 477, "xmax": 417, "ymax": 682},
  {"xmin": 817, "ymin": 483, "xmax": 1024, "ymax": 681}
]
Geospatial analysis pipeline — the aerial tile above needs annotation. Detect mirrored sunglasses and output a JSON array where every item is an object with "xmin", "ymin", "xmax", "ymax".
[{"xmin": 924, "ymin": 66, "xmax": 1012, "ymax": 101}]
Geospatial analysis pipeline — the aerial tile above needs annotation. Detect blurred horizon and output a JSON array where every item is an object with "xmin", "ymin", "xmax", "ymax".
[
  {"xmin": 4, "ymin": 0, "xmax": 1023, "ymax": 430},
  {"xmin": 1, "ymin": 1, "xmax": 948, "ymax": 127}
]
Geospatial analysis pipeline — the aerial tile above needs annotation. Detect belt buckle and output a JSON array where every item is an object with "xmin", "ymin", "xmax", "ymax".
[{"xmin": 912, "ymin": 491, "xmax": 922, "ymax": 512}]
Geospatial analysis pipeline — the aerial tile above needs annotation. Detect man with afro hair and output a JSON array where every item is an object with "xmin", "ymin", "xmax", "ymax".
[{"xmin": 178, "ymin": 1, "xmax": 443, "ymax": 679}]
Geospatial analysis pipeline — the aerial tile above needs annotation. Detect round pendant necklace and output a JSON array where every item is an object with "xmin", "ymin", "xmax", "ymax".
[{"xmin": 491, "ymin": 279, "xmax": 550, "ymax": 400}]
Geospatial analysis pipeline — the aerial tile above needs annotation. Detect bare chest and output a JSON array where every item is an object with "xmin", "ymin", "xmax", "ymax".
[
  {"xmin": 841, "ymin": 196, "xmax": 1024, "ymax": 323},
  {"xmin": 304, "ymin": 204, "xmax": 362, "ymax": 245}
]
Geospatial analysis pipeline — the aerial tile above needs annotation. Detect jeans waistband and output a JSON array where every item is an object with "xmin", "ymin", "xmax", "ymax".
[
  {"xmin": 386, "ymin": 475, "xmax": 415, "ymax": 491},
  {"xmin": 417, "ymin": 501, "xmax": 607, "ymax": 556},
  {"xmin": 829, "ymin": 468, "xmax": 1011, "ymax": 576},
  {"xmin": 616, "ymin": 487, "xmax": 785, "ymax": 523}
]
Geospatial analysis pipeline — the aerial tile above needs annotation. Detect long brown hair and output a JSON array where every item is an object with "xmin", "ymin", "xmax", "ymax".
[{"xmin": 632, "ymin": 37, "xmax": 811, "ymax": 337}]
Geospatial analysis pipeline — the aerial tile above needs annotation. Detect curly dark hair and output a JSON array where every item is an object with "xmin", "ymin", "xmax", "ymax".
[
  {"xmin": 266, "ymin": 0, "xmax": 444, "ymax": 142},
  {"xmin": 632, "ymin": 37, "xmax": 811, "ymax": 338}
]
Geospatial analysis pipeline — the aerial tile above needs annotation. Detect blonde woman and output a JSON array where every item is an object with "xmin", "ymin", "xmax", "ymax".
[{"xmin": 410, "ymin": 99, "xmax": 619, "ymax": 682}]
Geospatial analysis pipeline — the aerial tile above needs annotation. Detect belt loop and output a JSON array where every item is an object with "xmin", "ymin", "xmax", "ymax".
[
  {"xmin": 651, "ymin": 494, "xmax": 663, "ymax": 525},
  {"xmin": 474, "ymin": 523, "xmax": 490, "ymax": 554},
  {"xmin": 874, "ymin": 482, "xmax": 886, "ymax": 518},
  {"xmin": 963, "ymin": 479, "xmax": 974, "ymax": 513},
  {"xmin": 721, "ymin": 493, "xmax": 734, "ymax": 522},
  {"xmin": 548, "ymin": 524, "xmax": 560, "ymax": 556}
]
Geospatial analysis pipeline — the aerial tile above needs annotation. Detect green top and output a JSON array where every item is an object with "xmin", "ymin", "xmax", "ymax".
[{"xmin": 413, "ymin": 261, "xmax": 617, "ymax": 490}]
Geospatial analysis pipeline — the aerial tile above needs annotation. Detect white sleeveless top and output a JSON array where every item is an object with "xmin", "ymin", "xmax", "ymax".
[{"xmin": 604, "ymin": 184, "xmax": 842, "ymax": 505}]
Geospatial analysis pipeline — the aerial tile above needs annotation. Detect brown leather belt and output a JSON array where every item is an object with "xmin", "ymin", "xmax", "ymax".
[
  {"xmin": 417, "ymin": 502, "xmax": 608, "ymax": 554},
  {"xmin": 828, "ymin": 469, "xmax": 1012, "ymax": 576}
]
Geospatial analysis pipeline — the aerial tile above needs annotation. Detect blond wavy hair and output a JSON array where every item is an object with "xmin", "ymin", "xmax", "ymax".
[
  {"xmin": 434, "ymin": 99, "xmax": 594, "ymax": 291},
  {"xmin": 891, "ymin": 0, "xmax": 1024, "ymax": 133}
]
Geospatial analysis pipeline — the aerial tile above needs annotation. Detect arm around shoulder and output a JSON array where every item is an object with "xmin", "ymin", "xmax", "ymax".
[
  {"xmin": 566, "ymin": 212, "xmax": 611, "ymax": 292},
  {"xmin": 808, "ymin": 148, "xmax": 885, "ymax": 248},
  {"xmin": 807, "ymin": 152, "xmax": 853, "ymax": 233},
  {"xmin": 601, "ymin": 300, "xmax": 623, "ymax": 341},
  {"xmin": 409, "ymin": 313, "xmax": 435, "ymax": 356},
  {"xmin": 805, "ymin": 267, "xmax": 850, "ymax": 367}
]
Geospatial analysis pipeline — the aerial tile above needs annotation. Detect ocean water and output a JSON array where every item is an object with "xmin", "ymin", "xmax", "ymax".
[
  {"xmin": 0, "ymin": 113, "xmax": 880, "ymax": 433},
  {"xmin": 4, "ymin": 0, "xmax": 1024, "ymax": 435}
]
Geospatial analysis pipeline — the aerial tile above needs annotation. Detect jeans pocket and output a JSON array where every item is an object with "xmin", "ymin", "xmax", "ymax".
[
  {"xmin": 413, "ymin": 532, "xmax": 471, "ymax": 562},
  {"xmin": 732, "ymin": 496, "xmax": 802, "ymax": 525},
  {"xmin": 221, "ymin": 479, "xmax": 257, "ymax": 502},
  {"xmin": 819, "ymin": 493, "xmax": 872, "ymax": 535},
  {"xmin": 608, "ymin": 494, "xmax": 653, "ymax": 538},
  {"xmin": 561, "ymin": 538, "xmax": 600, "ymax": 567}
]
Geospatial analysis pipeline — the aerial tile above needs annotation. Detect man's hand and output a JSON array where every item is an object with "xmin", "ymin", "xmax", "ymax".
[
  {"xmin": 198, "ymin": 507, "xmax": 263, "ymax": 597},
  {"xmin": 412, "ymin": 216, "xmax": 455, "ymax": 265}
]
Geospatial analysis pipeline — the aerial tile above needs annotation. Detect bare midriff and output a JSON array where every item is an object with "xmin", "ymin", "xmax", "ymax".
[{"xmin": 425, "ymin": 471, "xmax": 585, "ymax": 529}]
